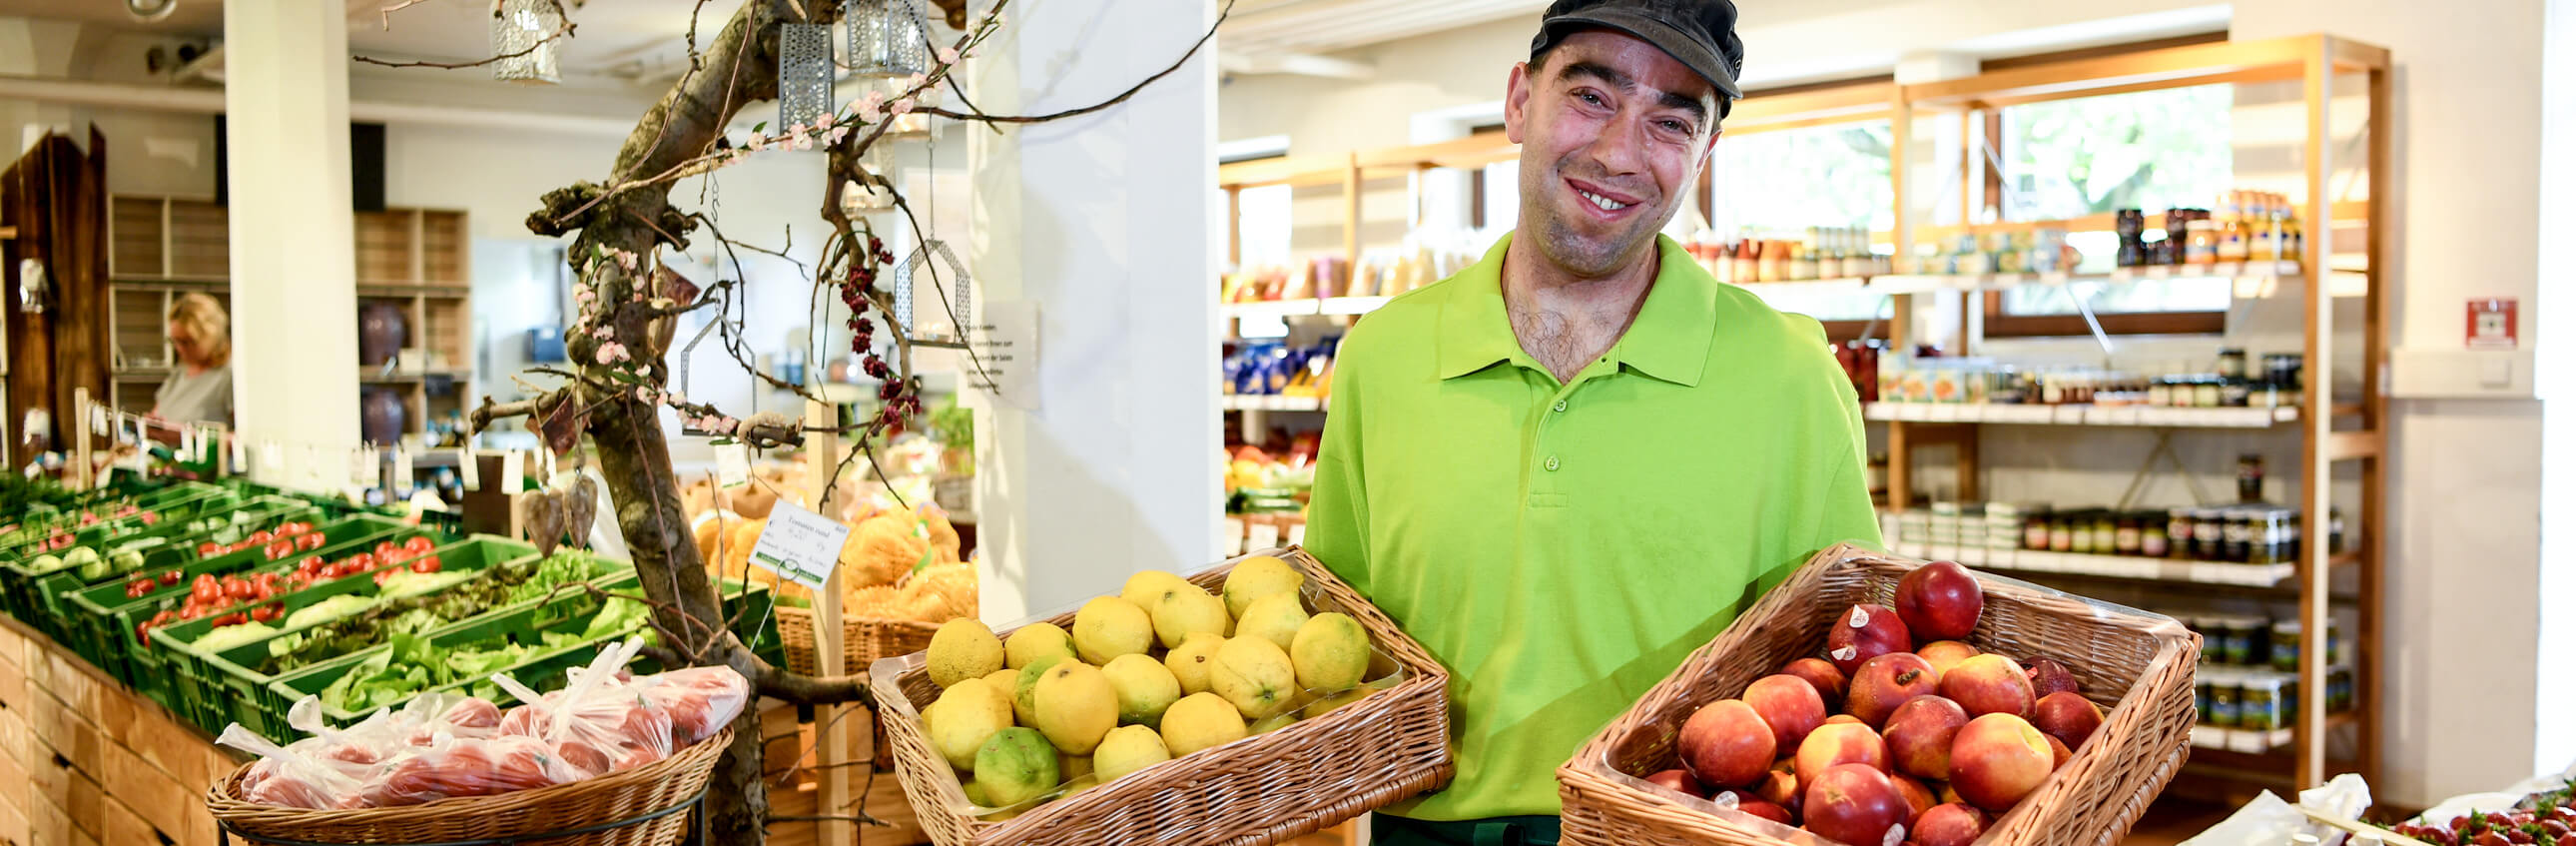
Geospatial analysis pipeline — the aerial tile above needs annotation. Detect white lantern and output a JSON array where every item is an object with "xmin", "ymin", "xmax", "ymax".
[{"xmin": 491, "ymin": 0, "xmax": 562, "ymax": 84}]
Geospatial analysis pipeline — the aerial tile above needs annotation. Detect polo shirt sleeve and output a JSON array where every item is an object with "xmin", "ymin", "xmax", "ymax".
[
  {"xmin": 1302, "ymin": 351, "xmax": 1371, "ymax": 597},
  {"xmin": 1756, "ymin": 318, "xmax": 1886, "ymax": 595}
]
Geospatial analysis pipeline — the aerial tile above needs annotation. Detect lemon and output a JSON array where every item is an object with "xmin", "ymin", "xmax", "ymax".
[
  {"xmin": 972, "ymin": 727, "xmax": 1059, "ymax": 808},
  {"xmin": 1030, "ymin": 660, "xmax": 1118, "ymax": 755},
  {"xmin": 1071, "ymin": 596, "xmax": 1154, "ymax": 665},
  {"xmin": 1289, "ymin": 611, "xmax": 1370, "ymax": 693},
  {"xmin": 1249, "ymin": 711, "xmax": 1299, "ymax": 735},
  {"xmin": 1100, "ymin": 653, "xmax": 1183, "ymax": 727},
  {"xmin": 981, "ymin": 667, "xmax": 1020, "ymax": 698},
  {"xmin": 1164, "ymin": 632, "xmax": 1224, "ymax": 696},
  {"xmin": 1012, "ymin": 653, "xmax": 1067, "ymax": 726},
  {"xmin": 1091, "ymin": 724, "xmax": 1171, "ymax": 783},
  {"xmin": 1158, "ymin": 692, "xmax": 1248, "ymax": 756},
  {"xmin": 927, "ymin": 618, "xmax": 1004, "ymax": 688},
  {"xmin": 1119, "ymin": 570, "xmax": 1191, "ymax": 611},
  {"xmin": 1003, "ymin": 622, "xmax": 1077, "ymax": 670},
  {"xmin": 1149, "ymin": 585, "xmax": 1230, "ymax": 649},
  {"xmin": 926, "ymin": 677, "xmax": 1012, "ymax": 772},
  {"xmin": 1223, "ymin": 555, "xmax": 1306, "ymax": 618},
  {"xmin": 1234, "ymin": 592, "xmax": 1310, "ymax": 651},
  {"xmin": 1210, "ymin": 636, "xmax": 1298, "ymax": 719}
]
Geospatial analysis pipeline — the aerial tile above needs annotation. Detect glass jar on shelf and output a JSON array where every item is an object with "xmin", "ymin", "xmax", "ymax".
[
  {"xmin": 2023, "ymin": 508, "xmax": 2054, "ymax": 550},
  {"xmin": 2185, "ymin": 219, "xmax": 2221, "ymax": 265},
  {"xmin": 2140, "ymin": 511, "xmax": 2172, "ymax": 557},
  {"xmin": 2113, "ymin": 512, "xmax": 2143, "ymax": 555}
]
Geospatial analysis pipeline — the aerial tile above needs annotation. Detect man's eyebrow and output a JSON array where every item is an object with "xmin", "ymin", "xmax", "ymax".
[{"xmin": 1559, "ymin": 59, "xmax": 1709, "ymax": 128}]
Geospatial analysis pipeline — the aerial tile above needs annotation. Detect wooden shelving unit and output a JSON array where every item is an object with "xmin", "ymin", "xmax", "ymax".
[
  {"xmin": 105, "ymin": 196, "xmax": 472, "ymax": 443},
  {"xmin": 1214, "ymin": 34, "xmax": 2391, "ymax": 794}
]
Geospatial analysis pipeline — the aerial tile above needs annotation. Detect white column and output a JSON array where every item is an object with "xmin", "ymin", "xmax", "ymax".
[
  {"xmin": 966, "ymin": 3, "xmax": 1221, "ymax": 621},
  {"xmin": 224, "ymin": 0, "xmax": 360, "ymax": 490},
  {"xmin": 2534, "ymin": 0, "xmax": 2576, "ymax": 778}
]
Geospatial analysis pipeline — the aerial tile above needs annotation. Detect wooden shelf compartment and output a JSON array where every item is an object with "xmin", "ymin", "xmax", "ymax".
[{"xmin": 352, "ymin": 209, "xmax": 419, "ymax": 284}]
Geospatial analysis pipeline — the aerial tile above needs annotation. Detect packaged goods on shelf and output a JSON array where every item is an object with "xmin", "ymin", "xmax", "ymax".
[
  {"xmin": 2114, "ymin": 190, "xmax": 2305, "ymax": 269},
  {"xmin": 1687, "ymin": 225, "xmax": 1891, "ymax": 284},
  {"xmin": 1223, "ymin": 336, "xmax": 1339, "ymax": 400},
  {"xmin": 1881, "ymin": 501, "xmax": 2343, "ymax": 570},
  {"xmin": 1915, "ymin": 228, "xmax": 2079, "ymax": 277},
  {"xmin": 1865, "ymin": 351, "xmax": 2305, "ymax": 411}
]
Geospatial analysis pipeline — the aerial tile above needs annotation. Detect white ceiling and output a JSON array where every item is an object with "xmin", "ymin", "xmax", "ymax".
[
  {"xmin": 1217, "ymin": 0, "xmax": 1550, "ymax": 59},
  {"xmin": 0, "ymin": 0, "xmax": 730, "ymax": 81}
]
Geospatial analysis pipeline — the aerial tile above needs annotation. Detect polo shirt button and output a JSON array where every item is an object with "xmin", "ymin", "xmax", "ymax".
[
  {"xmin": 1553, "ymin": 400, "xmax": 1568, "ymax": 413},
  {"xmin": 1545, "ymin": 455, "xmax": 1561, "ymax": 471}
]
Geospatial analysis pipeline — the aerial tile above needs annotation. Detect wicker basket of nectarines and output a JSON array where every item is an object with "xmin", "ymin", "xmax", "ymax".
[{"xmin": 1559, "ymin": 543, "xmax": 2200, "ymax": 846}]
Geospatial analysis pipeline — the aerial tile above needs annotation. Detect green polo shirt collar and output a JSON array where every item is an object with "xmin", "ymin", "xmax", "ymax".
[{"xmin": 1433, "ymin": 233, "xmax": 1718, "ymax": 387}]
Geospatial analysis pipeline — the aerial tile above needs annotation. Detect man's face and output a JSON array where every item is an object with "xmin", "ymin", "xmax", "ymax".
[{"xmin": 1504, "ymin": 29, "xmax": 1721, "ymax": 280}]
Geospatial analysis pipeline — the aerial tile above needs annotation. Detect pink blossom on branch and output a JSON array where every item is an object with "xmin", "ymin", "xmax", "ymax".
[
  {"xmin": 890, "ymin": 98, "xmax": 915, "ymax": 116},
  {"xmin": 595, "ymin": 341, "xmax": 629, "ymax": 365}
]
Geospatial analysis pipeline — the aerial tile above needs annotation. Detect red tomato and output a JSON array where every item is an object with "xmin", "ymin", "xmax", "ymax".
[
  {"xmin": 197, "ymin": 541, "xmax": 221, "ymax": 556},
  {"xmin": 215, "ymin": 612, "xmax": 246, "ymax": 626},
  {"xmin": 136, "ymin": 621, "xmax": 152, "ymax": 644},
  {"xmin": 404, "ymin": 535, "xmax": 435, "ymax": 553},
  {"xmin": 226, "ymin": 579, "xmax": 255, "ymax": 600},
  {"xmin": 375, "ymin": 540, "xmax": 397, "ymax": 557},
  {"xmin": 161, "ymin": 570, "xmax": 183, "ymax": 586},
  {"xmin": 249, "ymin": 530, "xmax": 272, "ymax": 544},
  {"xmin": 297, "ymin": 533, "xmax": 324, "ymax": 551},
  {"xmin": 410, "ymin": 556, "xmax": 441, "ymax": 574},
  {"xmin": 251, "ymin": 605, "xmax": 281, "ymax": 623},
  {"xmin": 346, "ymin": 552, "xmax": 375, "ymax": 570},
  {"xmin": 191, "ymin": 575, "xmax": 220, "ymax": 603}
]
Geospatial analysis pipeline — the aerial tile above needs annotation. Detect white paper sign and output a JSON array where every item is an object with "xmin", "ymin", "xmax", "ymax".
[
  {"xmin": 1247, "ymin": 521, "xmax": 1281, "ymax": 552},
  {"xmin": 748, "ymin": 500, "xmax": 852, "ymax": 589},
  {"xmin": 714, "ymin": 442, "xmax": 751, "ymax": 487},
  {"xmin": 966, "ymin": 301, "xmax": 1039, "ymax": 411},
  {"xmin": 230, "ymin": 435, "xmax": 248, "ymax": 470},
  {"xmin": 499, "ymin": 450, "xmax": 525, "ymax": 493},
  {"xmin": 349, "ymin": 448, "xmax": 376, "ymax": 488},
  {"xmin": 179, "ymin": 427, "xmax": 195, "ymax": 461},
  {"xmin": 262, "ymin": 442, "xmax": 285, "ymax": 472},
  {"xmin": 390, "ymin": 447, "xmax": 413, "ymax": 489},
  {"xmin": 458, "ymin": 446, "xmax": 480, "ymax": 491},
  {"xmin": 90, "ymin": 406, "xmax": 108, "ymax": 436},
  {"xmin": 1286, "ymin": 522, "xmax": 1307, "ymax": 547}
]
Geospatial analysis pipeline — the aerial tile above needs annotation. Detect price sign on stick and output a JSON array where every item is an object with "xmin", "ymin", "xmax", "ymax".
[
  {"xmin": 458, "ymin": 438, "xmax": 480, "ymax": 491},
  {"xmin": 715, "ymin": 442, "xmax": 752, "ymax": 487},
  {"xmin": 749, "ymin": 500, "xmax": 852, "ymax": 589},
  {"xmin": 499, "ymin": 450, "xmax": 525, "ymax": 492}
]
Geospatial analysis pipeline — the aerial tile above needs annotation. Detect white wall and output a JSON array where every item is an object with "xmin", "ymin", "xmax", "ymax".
[
  {"xmin": 2534, "ymin": 0, "xmax": 2576, "ymax": 784},
  {"xmin": 1217, "ymin": 0, "xmax": 2563, "ymax": 807}
]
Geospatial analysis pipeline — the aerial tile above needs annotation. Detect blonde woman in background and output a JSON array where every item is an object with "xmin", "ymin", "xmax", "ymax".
[{"xmin": 153, "ymin": 293, "xmax": 234, "ymax": 426}]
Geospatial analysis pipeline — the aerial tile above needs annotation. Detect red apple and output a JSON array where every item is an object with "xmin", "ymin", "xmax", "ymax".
[
  {"xmin": 1804, "ymin": 763, "xmax": 1910, "ymax": 846},
  {"xmin": 2024, "ymin": 656, "xmax": 2081, "ymax": 700},
  {"xmin": 1678, "ymin": 699, "xmax": 1776, "ymax": 789},
  {"xmin": 1781, "ymin": 657, "xmax": 1850, "ymax": 709},
  {"xmin": 1793, "ymin": 721, "xmax": 1889, "ymax": 788},
  {"xmin": 1734, "ymin": 798, "xmax": 1793, "ymax": 825},
  {"xmin": 1848, "ymin": 652, "xmax": 1941, "ymax": 727},
  {"xmin": 1825, "ymin": 714, "xmax": 1865, "ymax": 726},
  {"xmin": 1917, "ymin": 640, "xmax": 1980, "ymax": 684},
  {"xmin": 1913, "ymin": 802, "xmax": 1991, "ymax": 846},
  {"xmin": 1643, "ymin": 768, "xmax": 1702, "ymax": 797},
  {"xmin": 1939, "ymin": 654, "xmax": 2035, "ymax": 719},
  {"xmin": 1894, "ymin": 560, "xmax": 1984, "ymax": 641},
  {"xmin": 1827, "ymin": 603, "xmax": 1914, "ymax": 674},
  {"xmin": 1744, "ymin": 674, "xmax": 1828, "ymax": 752},
  {"xmin": 2031, "ymin": 690, "xmax": 2105, "ymax": 750},
  {"xmin": 1891, "ymin": 772, "xmax": 1936, "ymax": 819},
  {"xmin": 1882, "ymin": 694, "xmax": 1970, "ymax": 781},
  {"xmin": 1950, "ymin": 713, "xmax": 2054, "ymax": 811},
  {"xmin": 1755, "ymin": 764, "xmax": 1802, "ymax": 816}
]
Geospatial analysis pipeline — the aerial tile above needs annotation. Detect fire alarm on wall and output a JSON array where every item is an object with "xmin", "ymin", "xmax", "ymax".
[{"xmin": 2467, "ymin": 299, "xmax": 2517, "ymax": 350}]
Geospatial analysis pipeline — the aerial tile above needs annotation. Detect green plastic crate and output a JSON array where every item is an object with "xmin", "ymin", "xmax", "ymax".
[
  {"xmin": 24, "ymin": 495, "xmax": 316, "ymax": 641},
  {"xmin": 47, "ymin": 501, "xmax": 327, "ymax": 671},
  {"xmin": 157, "ymin": 535, "xmax": 538, "ymax": 734},
  {"xmin": 0, "ymin": 488, "xmax": 250, "ymax": 625},
  {"xmin": 66, "ymin": 512, "xmax": 416, "ymax": 696},
  {"xmin": 259, "ymin": 573, "xmax": 778, "ymax": 737}
]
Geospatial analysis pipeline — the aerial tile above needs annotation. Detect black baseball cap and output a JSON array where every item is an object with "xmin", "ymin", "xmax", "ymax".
[{"xmin": 1531, "ymin": 0, "xmax": 1746, "ymax": 108}]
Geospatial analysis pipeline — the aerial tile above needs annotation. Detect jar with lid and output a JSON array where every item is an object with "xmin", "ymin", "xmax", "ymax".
[
  {"xmin": 2047, "ymin": 510, "xmax": 2074, "ymax": 552},
  {"xmin": 2193, "ymin": 376, "xmax": 2224, "ymax": 408},
  {"xmin": 2141, "ymin": 513, "xmax": 2172, "ymax": 557},
  {"xmin": 2024, "ymin": 508, "xmax": 2054, "ymax": 550},
  {"xmin": 2114, "ymin": 512, "xmax": 2144, "ymax": 555},
  {"xmin": 2269, "ymin": 620, "xmax": 2302, "ymax": 672},
  {"xmin": 2193, "ymin": 616, "xmax": 2225, "ymax": 663},
  {"xmin": 2217, "ymin": 349, "xmax": 2249, "ymax": 381},
  {"xmin": 2221, "ymin": 378, "xmax": 2253, "ymax": 408},
  {"xmin": 2252, "ymin": 380, "xmax": 2282, "ymax": 409},
  {"xmin": 2147, "ymin": 376, "xmax": 2174, "ymax": 408},
  {"xmin": 2185, "ymin": 219, "xmax": 2221, "ymax": 264},
  {"xmin": 2195, "ymin": 679, "xmax": 2215, "ymax": 724},
  {"xmin": 2169, "ymin": 508, "xmax": 2198, "ymax": 558},
  {"xmin": 2193, "ymin": 507, "xmax": 2227, "ymax": 559},
  {"xmin": 2221, "ymin": 508, "xmax": 2254, "ymax": 562},
  {"xmin": 2068, "ymin": 509, "xmax": 2098, "ymax": 554},
  {"xmin": 2238, "ymin": 454, "xmax": 2266, "ymax": 502},
  {"xmin": 2240, "ymin": 674, "xmax": 2283, "ymax": 731},
  {"xmin": 2116, "ymin": 209, "xmax": 2147, "ymax": 266},
  {"xmin": 2208, "ymin": 672, "xmax": 2243, "ymax": 727},
  {"xmin": 2218, "ymin": 616, "xmax": 2257, "ymax": 664}
]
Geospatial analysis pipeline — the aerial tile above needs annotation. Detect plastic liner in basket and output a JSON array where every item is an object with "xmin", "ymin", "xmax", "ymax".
[
  {"xmin": 632, "ymin": 665, "xmax": 751, "ymax": 745},
  {"xmin": 493, "ymin": 639, "xmax": 676, "ymax": 775}
]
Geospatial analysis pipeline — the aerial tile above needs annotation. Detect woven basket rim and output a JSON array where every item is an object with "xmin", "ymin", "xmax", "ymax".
[
  {"xmin": 1559, "ymin": 543, "xmax": 2202, "ymax": 846},
  {"xmin": 870, "ymin": 545, "xmax": 1457, "ymax": 843},
  {"xmin": 205, "ymin": 725, "xmax": 736, "ymax": 835}
]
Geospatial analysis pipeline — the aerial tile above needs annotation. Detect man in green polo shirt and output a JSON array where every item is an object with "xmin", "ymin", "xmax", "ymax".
[{"xmin": 1301, "ymin": 1, "xmax": 1882, "ymax": 842}]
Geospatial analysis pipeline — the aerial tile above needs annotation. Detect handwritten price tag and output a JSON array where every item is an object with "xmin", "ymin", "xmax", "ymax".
[
  {"xmin": 749, "ymin": 500, "xmax": 851, "ymax": 589},
  {"xmin": 715, "ymin": 442, "xmax": 751, "ymax": 487}
]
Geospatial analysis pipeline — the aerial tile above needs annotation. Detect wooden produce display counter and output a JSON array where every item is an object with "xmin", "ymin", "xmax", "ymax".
[{"xmin": 0, "ymin": 616, "xmax": 240, "ymax": 846}]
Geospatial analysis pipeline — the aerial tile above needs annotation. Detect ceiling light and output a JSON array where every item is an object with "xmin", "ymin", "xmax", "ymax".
[{"xmin": 127, "ymin": 0, "xmax": 176, "ymax": 22}]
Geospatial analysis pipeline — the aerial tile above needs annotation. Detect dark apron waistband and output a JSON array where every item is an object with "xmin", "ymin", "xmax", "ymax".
[{"xmin": 1371, "ymin": 813, "xmax": 1563, "ymax": 846}]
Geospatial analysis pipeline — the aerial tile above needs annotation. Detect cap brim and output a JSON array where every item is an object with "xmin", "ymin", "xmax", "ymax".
[{"xmin": 1540, "ymin": 9, "xmax": 1742, "ymax": 101}]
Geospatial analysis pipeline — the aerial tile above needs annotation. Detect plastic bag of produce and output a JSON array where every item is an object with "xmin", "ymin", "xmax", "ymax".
[
  {"xmin": 282, "ymin": 696, "xmax": 414, "ymax": 766},
  {"xmin": 371, "ymin": 732, "xmax": 592, "ymax": 806},
  {"xmin": 632, "ymin": 665, "xmax": 750, "ymax": 745},
  {"xmin": 217, "ymin": 724, "xmax": 373, "ymax": 810},
  {"xmin": 492, "ymin": 640, "xmax": 675, "ymax": 775}
]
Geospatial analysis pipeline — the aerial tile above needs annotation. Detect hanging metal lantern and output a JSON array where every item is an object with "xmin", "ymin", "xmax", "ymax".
[
  {"xmin": 893, "ymin": 239, "xmax": 972, "ymax": 347},
  {"xmin": 778, "ymin": 23, "xmax": 835, "ymax": 131},
  {"xmin": 491, "ymin": 0, "xmax": 563, "ymax": 84},
  {"xmin": 845, "ymin": 0, "xmax": 930, "ymax": 79}
]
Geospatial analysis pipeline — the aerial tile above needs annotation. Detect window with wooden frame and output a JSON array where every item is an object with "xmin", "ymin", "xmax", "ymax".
[{"xmin": 1973, "ymin": 34, "xmax": 2235, "ymax": 338}]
